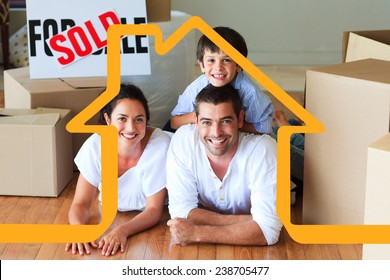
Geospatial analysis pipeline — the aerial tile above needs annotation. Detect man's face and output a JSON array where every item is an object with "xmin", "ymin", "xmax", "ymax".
[
  {"xmin": 198, "ymin": 49, "xmax": 242, "ymax": 87},
  {"xmin": 195, "ymin": 101, "xmax": 244, "ymax": 158}
]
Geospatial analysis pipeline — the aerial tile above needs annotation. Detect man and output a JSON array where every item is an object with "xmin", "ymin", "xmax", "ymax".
[{"xmin": 166, "ymin": 85, "xmax": 282, "ymax": 246}]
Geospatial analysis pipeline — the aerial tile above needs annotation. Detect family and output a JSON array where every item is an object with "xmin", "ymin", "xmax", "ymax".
[{"xmin": 65, "ymin": 26, "xmax": 297, "ymax": 256}]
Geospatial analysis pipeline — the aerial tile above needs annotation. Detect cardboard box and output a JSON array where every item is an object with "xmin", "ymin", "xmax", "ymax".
[
  {"xmin": 342, "ymin": 30, "xmax": 390, "ymax": 62},
  {"xmin": 4, "ymin": 67, "xmax": 105, "ymax": 160},
  {"xmin": 147, "ymin": 0, "xmax": 171, "ymax": 22},
  {"xmin": 363, "ymin": 133, "xmax": 390, "ymax": 259},
  {"xmin": 302, "ymin": 59, "xmax": 390, "ymax": 225},
  {"xmin": 0, "ymin": 108, "xmax": 73, "ymax": 197}
]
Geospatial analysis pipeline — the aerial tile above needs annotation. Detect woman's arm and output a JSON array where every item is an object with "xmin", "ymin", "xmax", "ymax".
[
  {"xmin": 98, "ymin": 188, "xmax": 167, "ymax": 256},
  {"xmin": 68, "ymin": 174, "xmax": 97, "ymax": 225},
  {"xmin": 65, "ymin": 173, "xmax": 98, "ymax": 255}
]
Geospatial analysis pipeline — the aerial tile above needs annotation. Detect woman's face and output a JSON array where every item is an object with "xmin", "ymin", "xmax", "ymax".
[{"xmin": 104, "ymin": 98, "xmax": 147, "ymax": 148}]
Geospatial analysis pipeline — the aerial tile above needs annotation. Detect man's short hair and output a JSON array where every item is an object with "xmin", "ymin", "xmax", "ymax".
[
  {"xmin": 196, "ymin": 26, "xmax": 248, "ymax": 62},
  {"xmin": 195, "ymin": 85, "xmax": 243, "ymax": 118}
]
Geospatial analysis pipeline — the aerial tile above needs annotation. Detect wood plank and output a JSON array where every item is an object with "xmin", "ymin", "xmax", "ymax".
[
  {"xmin": 16, "ymin": 243, "xmax": 43, "ymax": 260},
  {"xmin": 320, "ymin": 244, "xmax": 341, "ymax": 260},
  {"xmin": 143, "ymin": 209, "xmax": 169, "ymax": 260},
  {"xmin": 0, "ymin": 196, "xmax": 19, "ymax": 223},
  {"xmin": 0, "ymin": 243, "xmax": 25, "ymax": 259},
  {"xmin": 35, "ymin": 243, "xmax": 62, "ymax": 260},
  {"xmin": 179, "ymin": 243, "xmax": 199, "ymax": 260},
  {"xmin": 53, "ymin": 195, "xmax": 73, "ymax": 224},
  {"xmin": 197, "ymin": 243, "xmax": 216, "ymax": 260},
  {"xmin": 53, "ymin": 244, "xmax": 90, "ymax": 260},
  {"xmin": 303, "ymin": 244, "xmax": 323, "ymax": 260},
  {"xmin": 338, "ymin": 244, "xmax": 361, "ymax": 260},
  {"xmin": 0, "ymin": 243, "xmax": 8, "ymax": 257},
  {"xmin": 354, "ymin": 244, "xmax": 363, "ymax": 260},
  {"xmin": 234, "ymin": 245, "xmax": 251, "ymax": 260},
  {"xmin": 125, "ymin": 229, "xmax": 150, "ymax": 259},
  {"xmin": 216, "ymin": 244, "xmax": 234, "ymax": 260},
  {"xmin": 251, "ymin": 246, "xmax": 270, "ymax": 259},
  {"xmin": 268, "ymin": 228, "xmax": 288, "ymax": 260},
  {"xmin": 11, "ymin": 198, "xmax": 49, "ymax": 259},
  {"xmin": 161, "ymin": 225, "xmax": 181, "ymax": 260},
  {"xmin": 284, "ymin": 227, "xmax": 305, "ymax": 260},
  {"xmin": 4, "ymin": 197, "xmax": 33, "ymax": 224}
]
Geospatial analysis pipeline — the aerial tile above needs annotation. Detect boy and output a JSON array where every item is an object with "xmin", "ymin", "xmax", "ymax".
[{"xmin": 168, "ymin": 26, "xmax": 274, "ymax": 134}]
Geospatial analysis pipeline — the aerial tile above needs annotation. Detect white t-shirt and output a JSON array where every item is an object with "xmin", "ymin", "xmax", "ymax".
[
  {"xmin": 166, "ymin": 124, "xmax": 282, "ymax": 245},
  {"xmin": 75, "ymin": 128, "xmax": 171, "ymax": 212}
]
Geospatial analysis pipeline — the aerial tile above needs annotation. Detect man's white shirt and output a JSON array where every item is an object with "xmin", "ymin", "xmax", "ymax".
[{"xmin": 166, "ymin": 124, "xmax": 282, "ymax": 245}]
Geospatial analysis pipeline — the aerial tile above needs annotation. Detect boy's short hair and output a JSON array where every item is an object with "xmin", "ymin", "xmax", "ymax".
[
  {"xmin": 195, "ymin": 84, "xmax": 243, "ymax": 118},
  {"xmin": 196, "ymin": 26, "xmax": 248, "ymax": 62}
]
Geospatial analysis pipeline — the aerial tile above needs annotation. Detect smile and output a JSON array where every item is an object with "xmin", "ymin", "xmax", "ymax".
[
  {"xmin": 121, "ymin": 133, "xmax": 137, "ymax": 140},
  {"xmin": 212, "ymin": 74, "xmax": 226, "ymax": 79},
  {"xmin": 208, "ymin": 138, "xmax": 227, "ymax": 145}
]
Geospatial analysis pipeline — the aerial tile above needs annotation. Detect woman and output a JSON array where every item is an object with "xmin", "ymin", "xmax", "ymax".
[{"xmin": 65, "ymin": 84, "xmax": 170, "ymax": 256}]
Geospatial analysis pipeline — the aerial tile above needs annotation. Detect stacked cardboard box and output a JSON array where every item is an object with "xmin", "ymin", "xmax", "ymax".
[
  {"xmin": 342, "ymin": 30, "xmax": 390, "ymax": 63},
  {"xmin": 147, "ymin": 0, "xmax": 171, "ymax": 22},
  {"xmin": 0, "ymin": 108, "xmax": 73, "ymax": 197},
  {"xmin": 363, "ymin": 134, "xmax": 390, "ymax": 259},
  {"xmin": 302, "ymin": 59, "xmax": 390, "ymax": 225},
  {"xmin": 4, "ymin": 67, "xmax": 105, "ymax": 160}
]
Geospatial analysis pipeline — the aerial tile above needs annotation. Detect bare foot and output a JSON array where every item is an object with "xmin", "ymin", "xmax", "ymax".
[{"xmin": 273, "ymin": 110, "xmax": 290, "ymax": 127}]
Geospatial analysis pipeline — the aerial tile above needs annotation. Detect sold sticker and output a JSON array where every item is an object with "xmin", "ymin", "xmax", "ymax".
[{"xmin": 47, "ymin": 10, "xmax": 120, "ymax": 67}]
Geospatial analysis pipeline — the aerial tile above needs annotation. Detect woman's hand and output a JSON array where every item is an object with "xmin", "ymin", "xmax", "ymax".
[
  {"xmin": 65, "ymin": 241, "xmax": 98, "ymax": 256},
  {"xmin": 98, "ymin": 226, "xmax": 128, "ymax": 256}
]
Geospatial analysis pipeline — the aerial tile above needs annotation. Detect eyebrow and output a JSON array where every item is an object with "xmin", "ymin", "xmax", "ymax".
[
  {"xmin": 115, "ymin": 113, "xmax": 145, "ymax": 118},
  {"xmin": 204, "ymin": 54, "xmax": 230, "ymax": 58},
  {"xmin": 199, "ymin": 116, "xmax": 234, "ymax": 122}
]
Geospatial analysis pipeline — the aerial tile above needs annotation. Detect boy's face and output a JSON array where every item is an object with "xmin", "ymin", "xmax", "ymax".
[{"xmin": 198, "ymin": 49, "xmax": 242, "ymax": 87}]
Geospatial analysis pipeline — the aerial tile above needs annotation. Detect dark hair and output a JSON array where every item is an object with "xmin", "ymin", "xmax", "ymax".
[
  {"xmin": 195, "ymin": 84, "xmax": 243, "ymax": 118},
  {"xmin": 196, "ymin": 26, "xmax": 248, "ymax": 63},
  {"xmin": 99, "ymin": 84, "xmax": 150, "ymax": 124}
]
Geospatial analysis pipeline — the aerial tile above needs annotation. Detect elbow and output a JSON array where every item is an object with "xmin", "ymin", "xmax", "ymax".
[
  {"xmin": 254, "ymin": 219, "xmax": 282, "ymax": 246},
  {"xmin": 263, "ymin": 228, "xmax": 282, "ymax": 246},
  {"xmin": 170, "ymin": 117, "xmax": 179, "ymax": 130},
  {"xmin": 148, "ymin": 207, "xmax": 165, "ymax": 226}
]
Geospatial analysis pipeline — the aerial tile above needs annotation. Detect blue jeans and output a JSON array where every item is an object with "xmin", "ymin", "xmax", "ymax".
[{"xmin": 272, "ymin": 119, "xmax": 304, "ymax": 183}]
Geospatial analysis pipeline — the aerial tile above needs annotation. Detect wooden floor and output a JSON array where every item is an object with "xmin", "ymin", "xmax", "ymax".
[{"xmin": 0, "ymin": 172, "xmax": 362, "ymax": 260}]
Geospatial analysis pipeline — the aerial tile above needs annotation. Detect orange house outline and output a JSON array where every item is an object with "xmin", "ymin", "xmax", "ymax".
[{"xmin": 2, "ymin": 16, "xmax": 387, "ymax": 244}]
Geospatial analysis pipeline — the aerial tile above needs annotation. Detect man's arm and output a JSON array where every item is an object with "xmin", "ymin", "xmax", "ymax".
[{"xmin": 167, "ymin": 208, "xmax": 268, "ymax": 245}]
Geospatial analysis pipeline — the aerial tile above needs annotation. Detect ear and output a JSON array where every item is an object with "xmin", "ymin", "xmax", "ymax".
[
  {"xmin": 104, "ymin": 113, "xmax": 110, "ymax": 125},
  {"xmin": 236, "ymin": 64, "xmax": 242, "ymax": 73},
  {"xmin": 198, "ymin": 59, "xmax": 205, "ymax": 73},
  {"xmin": 238, "ymin": 110, "xmax": 244, "ymax": 128},
  {"xmin": 194, "ymin": 111, "xmax": 198, "ymax": 127}
]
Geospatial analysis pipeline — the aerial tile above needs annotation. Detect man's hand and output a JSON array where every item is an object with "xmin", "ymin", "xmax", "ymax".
[{"xmin": 167, "ymin": 218, "xmax": 199, "ymax": 245}]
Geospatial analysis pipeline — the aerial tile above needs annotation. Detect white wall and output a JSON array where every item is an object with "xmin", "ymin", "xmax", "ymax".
[{"xmin": 172, "ymin": 0, "xmax": 390, "ymax": 65}]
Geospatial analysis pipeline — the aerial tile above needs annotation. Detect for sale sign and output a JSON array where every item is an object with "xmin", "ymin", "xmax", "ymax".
[{"xmin": 26, "ymin": 0, "xmax": 151, "ymax": 78}]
